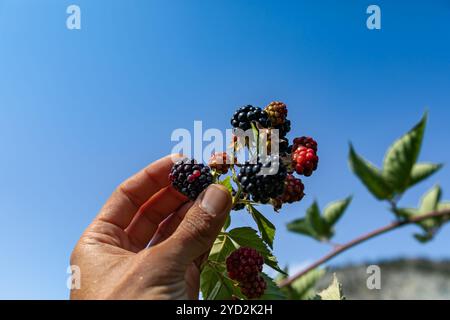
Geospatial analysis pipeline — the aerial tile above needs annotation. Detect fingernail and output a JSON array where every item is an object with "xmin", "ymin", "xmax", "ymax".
[{"xmin": 200, "ymin": 184, "xmax": 231, "ymax": 216}]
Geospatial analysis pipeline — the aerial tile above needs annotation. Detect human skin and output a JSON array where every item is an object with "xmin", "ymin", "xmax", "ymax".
[{"xmin": 70, "ymin": 155, "xmax": 232, "ymax": 299}]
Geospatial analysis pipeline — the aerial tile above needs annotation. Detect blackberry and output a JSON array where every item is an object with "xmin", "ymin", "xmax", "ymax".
[
  {"xmin": 292, "ymin": 146, "xmax": 319, "ymax": 177},
  {"xmin": 226, "ymin": 247, "xmax": 264, "ymax": 281},
  {"xmin": 274, "ymin": 119, "xmax": 291, "ymax": 138},
  {"xmin": 240, "ymin": 274, "xmax": 267, "ymax": 299},
  {"xmin": 280, "ymin": 174, "xmax": 305, "ymax": 203},
  {"xmin": 169, "ymin": 158, "xmax": 213, "ymax": 200},
  {"xmin": 232, "ymin": 190, "xmax": 247, "ymax": 211},
  {"xmin": 293, "ymin": 136, "xmax": 318, "ymax": 152},
  {"xmin": 208, "ymin": 152, "xmax": 234, "ymax": 175},
  {"xmin": 226, "ymin": 247, "xmax": 266, "ymax": 299},
  {"xmin": 264, "ymin": 101, "xmax": 287, "ymax": 127},
  {"xmin": 237, "ymin": 156, "xmax": 287, "ymax": 203},
  {"xmin": 230, "ymin": 105, "xmax": 271, "ymax": 131}
]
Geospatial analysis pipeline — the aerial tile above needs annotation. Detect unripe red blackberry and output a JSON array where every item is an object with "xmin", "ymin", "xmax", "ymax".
[
  {"xmin": 169, "ymin": 158, "xmax": 213, "ymax": 200},
  {"xmin": 264, "ymin": 101, "xmax": 287, "ymax": 127},
  {"xmin": 226, "ymin": 247, "xmax": 264, "ymax": 281},
  {"xmin": 292, "ymin": 146, "xmax": 319, "ymax": 177},
  {"xmin": 240, "ymin": 275, "xmax": 267, "ymax": 299},
  {"xmin": 226, "ymin": 247, "xmax": 266, "ymax": 299},
  {"xmin": 231, "ymin": 105, "xmax": 271, "ymax": 131},
  {"xmin": 208, "ymin": 152, "xmax": 235, "ymax": 174},
  {"xmin": 293, "ymin": 136, "xmax": 318, "ymax": 152},
  {"xmin": 237, "ymin": 156, "xmax": 287, "ymax": 203}
]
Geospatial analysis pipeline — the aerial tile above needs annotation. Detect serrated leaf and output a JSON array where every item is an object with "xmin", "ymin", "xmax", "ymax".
[
  {"xmin": 382, "ymin": 113, "xmax": 427, "ymax": 193},
  {"xmin": 409, "ymin": 163, "xmax": 443, "ymax": 188},
  {"xmin": 289, "ymin": 268, "xmax": 326, "ymax": 300},
  {"xmin": 307, "ymin": 201, "xmax": 328, "ymax": 237},
  {"xmin": 394, "ymin": 185, "xmax": 446, "ymax": 244},
  {"xmin": 323, "ymin": 196, "xmax": 352, "ymax": 227},
  {"xmin": 349, "ymin": 144, "xmax": 393, "ymax": 200},
  {"xmin": 286, "ymin": 218, "xmax": 315, "ymax": 237},
  {"xmin": 247, "ymin": 205, "xmax": 275, "ymax": 249},
  {"xmin": 219, "ymin": 176, "xmax": 233, "ymax": 194},
  {"xmin": 393, "ymin": 207, "xmax": 418, "ymax": 220},
  {"xmin": 419, "ymin": 185, "xmax": 441, "ymax": 213},
  {"xmin": 414, "ymin": 233, "xmax": 434, "ymax": 243},
  {"xmin": 316, "ymin": 274, "xmax": 345, "ymax": 300},
  {"xmin": 438, "ymin": 202, "xmax": 450, "ymax": 210},
  {"xmin": 228, "ymin": 227, "xmax": 284, "ymax": 274},
  {"xmin": 259, "ymin": 273, "xmax": 286, "ymax": 300},
  {"xmin": 201, "ymin": 234, "xmax": 238, "ymax": 299}
]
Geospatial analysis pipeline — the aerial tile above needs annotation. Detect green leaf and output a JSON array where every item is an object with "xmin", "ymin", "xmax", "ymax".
[
  {"xmin": 247, "ymin": 205, "xmax": 276, "ymax": 249},
  {"xmin": 288, "ymin": 268, "xmax": 326, "ymax": 300},
  {"xmin": 393, "ymin": 185, "xmax": 445, "ymax": 244},
  {"xmin": 286, "ymin": 218, "xmax": 315, "ymax": 237},
  {"xmin": 316, "ymin": 274, "xmax": 345, "ymax": 300},
  {"xmin": 349, "ymin": 144, "xmax": 393, "ymax": 200},
  {"xmin": 228, "ymin": 227, "xmax": 284, "ymax": 274},
  {"xmin": 201, "ymin": 234, "xmax": 238, "ymax": 299},
  {"xmin": 438, "ymin": 202, "xmax": 450, "ymax": 211},
  {"xmin": 307, "ymin": 201, "xmax": 329, "ymax": 237},
  {"xmin": 259, "ymin": 273, "xmax": 286, "ymax": 300},
  {"xmin": 409, "ymin": 163, "xmax": 443, "ymax": 188},
  {"xmin": 323, "ymin": 196, "xmax": 352, "ymax": 226},
  {"xmin": 382, "ymin": 113, "xmax": 427, "ymax": 193},
  {"xmin": 287, "ymin": 200, "xmax": 347, "ymax": 241},
  {"xmin": 219, "ymin": 176, "xmax": 233, "ymax": 194},
  {"xmin": 419, "ymin": 184, "xmax": 442, "ymax": 213}
]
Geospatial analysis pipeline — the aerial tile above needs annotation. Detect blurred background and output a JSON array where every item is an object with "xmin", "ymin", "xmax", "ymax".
[{"xmin": 0, "ymin": 0, "xmax": 449, "ymax": 299}]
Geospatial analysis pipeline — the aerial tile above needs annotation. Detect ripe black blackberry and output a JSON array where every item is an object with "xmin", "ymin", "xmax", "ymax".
[
  {"xmin": 274, "ymin": 119, "xmax": 291, "ymax": 138},
  {"xmin": 237, "ymin": 156, "xmax": 287, "ymax": 203},
  {"xmin": 230, "ymin": 105, "xmax": 271, "ymax": 131},
  {"xmin": 169, "ymin": 158, "xmax": 213, "ymax": 200},
  {"xmin": 293, "ymin": 136, "xmax": 318, "ymax": 152},
  {"xmin": 264, "ymin": 101, "xmax": 287, "ymax": 127}
]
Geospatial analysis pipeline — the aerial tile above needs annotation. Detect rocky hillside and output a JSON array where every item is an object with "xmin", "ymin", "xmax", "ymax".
[{"xmin": 317, "ymin": 258, "xmax": 450, "ymax": 300}]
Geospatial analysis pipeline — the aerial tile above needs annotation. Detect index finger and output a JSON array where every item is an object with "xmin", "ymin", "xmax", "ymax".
[{"xmin": 95, "ymin": 154, "xmax": 182, "ymax": 230}]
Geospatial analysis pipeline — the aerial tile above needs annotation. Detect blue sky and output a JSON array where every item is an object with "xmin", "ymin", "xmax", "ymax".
[{"xmin": 0, "ymin": 0, "xmax": 449, "ymax": 299}]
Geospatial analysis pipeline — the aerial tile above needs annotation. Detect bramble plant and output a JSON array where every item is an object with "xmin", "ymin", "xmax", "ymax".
[{"xmin": 169, "ymin": 104, "xmax": 450, "ymax": 300}]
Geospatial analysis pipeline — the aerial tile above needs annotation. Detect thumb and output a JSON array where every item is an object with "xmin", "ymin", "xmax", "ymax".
[{"xmin": 158, "ymin": 184, "xmax": 232, "ymax": 266}]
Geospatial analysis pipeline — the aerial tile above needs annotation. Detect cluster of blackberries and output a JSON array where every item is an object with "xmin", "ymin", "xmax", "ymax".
[
  {"xmin": 230, "ymin": 105, "xmax": 271, "ymax": 131},
  {"xmin": 237, "ymin": 156, "xmax": 287, "ymax": 203},
  {"xmin": 229, "ymin": 101, "xmax": 318, "ymax": 210},
  {"xmin": 226, "ymin": 247, "xmax": 267, "ymax": 299},
  {"xmin": 169, "ymin": 159, "xmax": 213, "ymax": 200}
]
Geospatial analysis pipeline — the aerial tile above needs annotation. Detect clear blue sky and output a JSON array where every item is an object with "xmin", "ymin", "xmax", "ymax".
[{"xmin": 0, "ymin": 0, "xmax": 449, "ymax": 299}]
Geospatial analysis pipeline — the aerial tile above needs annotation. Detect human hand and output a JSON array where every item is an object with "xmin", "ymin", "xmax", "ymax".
[{"xmin": 70, "ymin": 155, "xmax": 232, "ymax": 299}]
